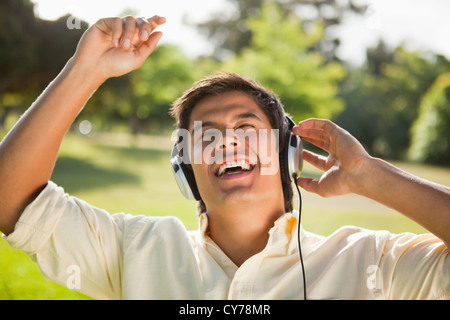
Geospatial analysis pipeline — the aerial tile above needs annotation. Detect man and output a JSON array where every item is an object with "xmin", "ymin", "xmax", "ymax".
[{"xmin": 0, "ymin": 16, "xmax": 449, "ymax": 300}]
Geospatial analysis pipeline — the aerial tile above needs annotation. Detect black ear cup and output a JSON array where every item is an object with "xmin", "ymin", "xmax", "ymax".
[{"xmin": 170, "ymin": 115, "xmax": 303, "ymax": 200}]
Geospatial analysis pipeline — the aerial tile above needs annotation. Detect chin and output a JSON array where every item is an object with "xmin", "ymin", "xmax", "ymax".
[{"xmin": 214, "ymin": 185, "xmax": 271, "ymax": 210}]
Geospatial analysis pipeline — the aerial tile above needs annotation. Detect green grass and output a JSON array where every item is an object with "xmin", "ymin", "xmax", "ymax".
[{"xmin": 1, "ymin": 132, "xmax": 449, "ymax": 299}]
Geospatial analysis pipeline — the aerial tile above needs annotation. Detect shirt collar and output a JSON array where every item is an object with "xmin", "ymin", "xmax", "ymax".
[
  {"xmin": 198, "ymin": 210, "xmax": 304, "ymax": 243},
  {"xmin": 197, "ymin": 211, "xmax": 306, "ymax": 276}
]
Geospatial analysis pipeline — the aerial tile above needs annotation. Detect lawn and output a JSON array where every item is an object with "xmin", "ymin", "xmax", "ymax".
[{"xmin": 0, "ymin": 132, "xmax": 448, "ymax": 299}]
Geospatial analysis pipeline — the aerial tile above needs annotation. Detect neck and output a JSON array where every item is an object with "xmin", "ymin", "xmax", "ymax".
[{"xmin": 206, "ymin": 200, "xmax": 285, "ymax": 267}]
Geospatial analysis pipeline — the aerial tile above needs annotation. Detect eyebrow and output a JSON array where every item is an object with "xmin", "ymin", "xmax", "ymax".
[
  {"xmin": 190, "ymin": 112, "xmax": 264, "ymax": 134},
  {"xmin": 235, "ymin": 112, "xmax": 264, "ymax": 122},
  {"xmin": 191, "ymin": 121, "xmax": 215, "ymax": 134}
]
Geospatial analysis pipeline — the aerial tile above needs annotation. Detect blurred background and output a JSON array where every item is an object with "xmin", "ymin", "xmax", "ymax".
[{"xmin": 1, "ymin": 0, "xmax": 449, "ymax": 299}]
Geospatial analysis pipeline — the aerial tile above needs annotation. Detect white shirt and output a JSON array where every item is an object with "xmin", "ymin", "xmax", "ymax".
[{"xmin": 3, "ymin": 181, "xmax": 450, "ymax": 300}]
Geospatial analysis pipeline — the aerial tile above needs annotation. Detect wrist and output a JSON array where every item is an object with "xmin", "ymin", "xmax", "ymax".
[
  {"xmin": 66, "ymin": 55, "xmax": 107, "ymax": 89},
  {"xmin": 351, "ymin": 156, "xmax": 408, "ymax": 203},
  {"xmin": 349, "ymin": 156, "xmax": 384, "ymax": 197}
]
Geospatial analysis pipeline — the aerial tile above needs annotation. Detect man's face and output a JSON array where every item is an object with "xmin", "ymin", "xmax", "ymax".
[{"xmin": 187, "ymin": 91, "xmax": 284, "ymax": 213}]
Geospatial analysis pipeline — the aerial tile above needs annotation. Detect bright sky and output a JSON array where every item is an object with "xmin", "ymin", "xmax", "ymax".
[
  {"xmin": 32, "ymin": 0, "xmax": 224, "ymax": 58},
  {"xmin": 336, "ymin": 0, "xmax": 450, "ymax": 64},
  {"xmin": 32, "ymin": 0, "xmax": 450, "ymax": 64}
]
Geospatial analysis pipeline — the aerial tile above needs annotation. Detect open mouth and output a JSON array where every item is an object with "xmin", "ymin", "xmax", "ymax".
[{"xmin": 215, "ymin": 160, "xmax": 256, "ymax": 178}]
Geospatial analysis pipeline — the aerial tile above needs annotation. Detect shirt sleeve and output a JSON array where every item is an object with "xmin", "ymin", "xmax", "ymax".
[
  {"xmin": 3, "ymin": 181, "xmax": 143, "ymax": 300},
  {"xmin": 379, "ymin": 231, "xmax": 450, "ymax": 300}
]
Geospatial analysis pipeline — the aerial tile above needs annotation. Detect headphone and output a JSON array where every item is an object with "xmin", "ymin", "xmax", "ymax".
[{"xmin": 170, "ymin": 115, "xmax": 303, "ymax": 201}]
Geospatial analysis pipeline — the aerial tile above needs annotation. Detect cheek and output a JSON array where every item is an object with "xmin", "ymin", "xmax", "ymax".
[
  {"xmin": 189, "ymin": 138, "xmax": 220, "ymax": 166},
  {"xmin": 190, "ymin": 162, "xmax": 211, "ymax": 194},
  {"xmin": 256, "ymin": 130, "xmax": 280, "ymax": 176}
]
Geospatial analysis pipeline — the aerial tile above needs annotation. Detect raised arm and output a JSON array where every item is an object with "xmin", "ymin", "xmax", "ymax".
[
  {"xmin": 0, "ymin": 16, "xmax": 166, "ymax": 235},
  {"xmin": 293, "ymin": 118, "xmax": 450, "ymax": 248}
]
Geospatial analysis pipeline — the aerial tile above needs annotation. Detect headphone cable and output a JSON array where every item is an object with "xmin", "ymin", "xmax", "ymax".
[{"xmin": 295, "ymin": 181, "xmax": 307, "ymax": 300}]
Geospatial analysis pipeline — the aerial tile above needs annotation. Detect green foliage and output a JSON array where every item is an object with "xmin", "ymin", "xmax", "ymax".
[
  {"xmin": 2, "ymin": 0, "xmax": 449, "ymax": 167},
  {"xmin": 337, "ymin": 41, "xmax": 450, "ymax": 161},
  {"xmin": 81, "ymin": 44, "xmax": 201, "ymax": 135},
  {"xmin": 0, "ymin": 0, "xmax": 88, "ymax": 129},
  {"xmin": 0, "ymin": 1, "xmax": 201, "ymax": 136},
  {"xmin": 409, "ymin": 73, "xmax": 450, "ymax": 165},
  {"xmin": 133, "ymin": 45, "xmax": 198, "ymax": 126},
  {"xmin": 222, "ymin": 2, "xmax": 345, "ymax": 121},
  {"xmin": 194, "ymin": 0, "xmax": 367, "ymax": 61},
  {"xmin": 0, "ymin": 0, "xmax": 36, "ymax": 82}
]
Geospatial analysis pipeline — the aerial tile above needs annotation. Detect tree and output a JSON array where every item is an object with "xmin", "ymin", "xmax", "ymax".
[
  {"xmin": 0, "ymin": 0, "xmax": 36, "ymax": 93},
  {"xmin": 0, "ymin": 0, "xmax": 87, "ymax": 130},
  {"xmin": 0, "ymin": 0, "xmax": 37, "ymax": 129},
  {"xmin": 408, "ymin": 73, "xmax": 450, "ymax": 165},
  {"xmin": 83, "ymin": 44, "xmax": 199, "ymax": 135},
  {"xmin": 336, "ymin": 40, "xmax": 450, "ymax": 159},
  {"xmin": 131, "ymin": 44, "xmax": 200, "ymax": 134},
  {"xmin": 193, "ymin": 0, "xmax": 367, "ymax": 61},
  {"xmin": 222, "ymin": 2, "xmax": 345, "ymax": 121}
]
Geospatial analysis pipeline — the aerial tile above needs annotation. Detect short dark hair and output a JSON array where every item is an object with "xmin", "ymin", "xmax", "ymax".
[{"xmin": 170, "ymin": 72, "xmax": 293, "ymax": 214}]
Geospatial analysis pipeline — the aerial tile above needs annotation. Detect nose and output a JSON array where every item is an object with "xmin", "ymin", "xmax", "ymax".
[{"xmin": 216, "ymin": 133, "xmax": 241, "ymax": 151}]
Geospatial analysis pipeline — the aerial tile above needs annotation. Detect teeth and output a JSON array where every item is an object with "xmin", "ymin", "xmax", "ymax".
[{"xmin": 217, "ymin": 161, "xmax": 252, "ymax": 177}]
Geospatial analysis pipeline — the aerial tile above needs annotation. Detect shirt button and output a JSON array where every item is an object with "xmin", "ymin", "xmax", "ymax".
[{"xmin": 236, "ymin": 282, "xmax": 243, "ymax": 291}]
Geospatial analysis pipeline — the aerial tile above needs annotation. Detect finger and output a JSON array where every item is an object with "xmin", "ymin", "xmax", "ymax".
[
  {"xmin": 302, "ymin": 149, "xmax": 328, "ymax": 171},
  {"xmin": 136, "ymin": 17, "xmax": 151, "ymax": 41},
  {"xmin": 300, "ymin": 136, "xmax": 330, "ymax": 153},
  {"xmin": 294, "ymin": 127, "xmax": 330, "ymax": 143},
  {"xmin": 296, "ymin": 118, "xmax": 338, "ymax": 135},
  {"xmin": 120, "ymin": 16, "xmax": 137, "ymax": 49},
  {"xmin": 136, "ymin": 31, "xmax": 163, "ymax": 61},
  {"xmin": 297, "ymin": 177, "xmax": 320, "ymax": 194},
  {"xmin": 111, "ymin": 17, "xmax": 123, "ymax": 47},
  {"xmin": 148, "ymin": 15, "xmax": 167, "ymax": 31},
  {"xmin": 294, "ymin": 127, "xmax": 331, "ymax": 152},
  {"xmin": 136, "ymin": 15, "xmax": 166, "ymax": 44}
]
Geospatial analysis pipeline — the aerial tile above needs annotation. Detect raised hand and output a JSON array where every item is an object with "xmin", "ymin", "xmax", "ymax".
[
  {"xmin": 73, "ymin": 15, "xmax": 166, "ymax": 81},
  {"xmin": 293, "ymin": 118, "xmax": 371, "ymax": 197}
]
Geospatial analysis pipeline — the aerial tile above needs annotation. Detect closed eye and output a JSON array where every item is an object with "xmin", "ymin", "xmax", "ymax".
[{"xmin": 237, "ymin": 124, "xmax": 256, "ymax": 131}]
